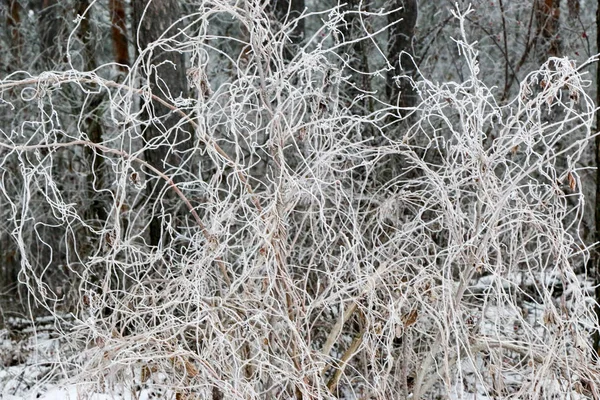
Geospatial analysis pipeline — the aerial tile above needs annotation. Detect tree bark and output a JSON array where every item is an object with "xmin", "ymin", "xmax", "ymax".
[
  {"xmin": 267, "ymin": 0, "xmax": 305, "ymax": 61},
  {"xmin": 339, "ymin": 0, "xmax": 374, "ymax": 113},
  {"xmin": 75, "ymin": 0, "xmax": 109, "ymax": 228},
  {"xmin": 109, "ymin": 0, "xmax": 129, "ymax": 71},
  {"xmin": 387, "ymin": 0, "xmax": 418, "ymax": 110},
  {"xmin": 593, "ymin": 0, "xmax": 600, "ymax": 356},
  {"xmin": 37, "ymin": 0, "xmax": 64, "ymax": 68},
  {"xmin": 535, "ymin": 0, "xmax": 561, "ymax": 59},
  {"xmin": 5, "ymin": 0, "xmax": 22, "ymax": 65},
  {"xmin": 131, "ymin": 0, "xmax": 189, "ymax": 246}
]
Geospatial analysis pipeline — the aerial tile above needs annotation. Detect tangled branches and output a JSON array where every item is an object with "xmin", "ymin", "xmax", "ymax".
[{"xmin": 0, "ymin": 3, "xmax": 597, "ymax": 399}]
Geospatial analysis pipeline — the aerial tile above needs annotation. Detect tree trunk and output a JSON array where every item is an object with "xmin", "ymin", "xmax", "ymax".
[
  {"xmin": 338, "ymin": 0, "xmax": 375, "ymax": 114},
  {"xmin": 0, "ymin": 0, "xmax": 23, "ymax": 323},
  {"xmin": 76, "ymin": 0, "xmax": 109, "ymax": 227},
  {"xmin": 593, "ymin": 0, "xmax": 600, "ymax": 356},
  {"xmin": 110, "ymin": 0, "xmax": 129, "ymax": 71},
  {"xmin": 131, "ymin": 0, "xmax": 189, "ymax": 246},
  {"xmin": 5, "ymin": 0, "xmax": 22, "ymax": 65},
  {"xmin": 535, "ymin": 0, "xmax": 561, "ymax": 59},
  {"xmin": 37, "ymin": 0, "xmax": 65, "ymax": 68},
  {"xmin": 387, "ymin": 0, "xmax": 418, "ymax": 110},
  {"xmin": 267, "ymin": 0, "xmax": 305, "ymax": 61}
]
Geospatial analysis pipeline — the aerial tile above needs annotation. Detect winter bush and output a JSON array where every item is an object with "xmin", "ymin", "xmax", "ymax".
[{"xmin": 0, "ymin": 2, "xmax": 598, "ymax": 399}]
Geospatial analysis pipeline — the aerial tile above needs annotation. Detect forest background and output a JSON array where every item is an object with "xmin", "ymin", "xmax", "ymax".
[{"xmin": 1, "ymin": 0, "xmax": 600, "ymax": 399}]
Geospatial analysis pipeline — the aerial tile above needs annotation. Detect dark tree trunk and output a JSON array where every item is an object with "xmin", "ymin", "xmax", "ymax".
[
  {"xmin": 593, "ymin": 0, "xmax": 600, "ymax": 356},
  {"xmin": 131, "ymin": 0, "xmax": 189, "ymax": 246},
  {"xmin": 387, "ymin": 0, "xmax": 418, "ymax": 110},
  {"xmin": 267, "ymin": 0, "xmax": 305, "ymax": 61},
  {"xmin": 338, "ymin": 0, "xmax": 375, "ymax": 114},
  {"xmin": 37, "ymin": 0, "xmax": 65, "ymax": 68},
  {"xmin": 535, "ymin": 0, "xmax": 561, "ymax": 59},
  {"xmin": 110, "ymin": 0, "xmax": 130, "ymax": 71},
  {"xmin": 76, "ymin": 0, "xmax": 109, "ymax": 228},
  {"xmin": 0, "ymin": 230, "xmax": 19, "ymax": 327},
  {"xmin": 0, "ymin": 1, "xmax": 23, "ymax": 323},
  {"xmin": 5, "ymin": 0, "xmax": 22, "ymax": 65}
]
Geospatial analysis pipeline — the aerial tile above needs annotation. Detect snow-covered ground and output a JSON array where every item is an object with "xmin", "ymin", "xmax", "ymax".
[{"xmin": 0, "ymin": 317, "xmax": 175, "ymax": 400}]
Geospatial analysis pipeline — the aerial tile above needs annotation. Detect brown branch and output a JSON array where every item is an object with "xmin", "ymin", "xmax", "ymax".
[{"xmin": 326, "ymin": 327, "xmax": 365, "ymax": 394}]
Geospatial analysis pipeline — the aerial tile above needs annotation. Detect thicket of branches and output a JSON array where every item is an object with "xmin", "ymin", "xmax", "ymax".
[{"xmin": 1, "ymin": 1, "xmax": 599, "ymax": 399}]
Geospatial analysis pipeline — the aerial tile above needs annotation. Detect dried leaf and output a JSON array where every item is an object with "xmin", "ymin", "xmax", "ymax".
[
  {"xmin": 130, "ymin": 171, "xmax": 139, "ymax": 185},
  {"xmin": 402, "ymin": 309, "xmax": 419, "ymax": 327},
  {"xmin": 543, "ymin": 309, "xmax": 556, "ymax": 326},
  {"xmin": 568, "ymin": 171, "xmax": 576, "ymax": 191},
  {"xmin": 104, "ymin": 230, "xmax": 116, "ymax": 248},
  {"xmin": 184, "ymin": 360, "xmax": 198, "ymax": 378},
  {"xmin": 141, "ymin": 364, "xmax": 157, "ymax": 383}
]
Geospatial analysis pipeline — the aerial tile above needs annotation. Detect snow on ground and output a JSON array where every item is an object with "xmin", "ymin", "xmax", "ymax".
[{"xmin": 1, "ymin": 315, "xmax": 183, "ymax": 400}]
